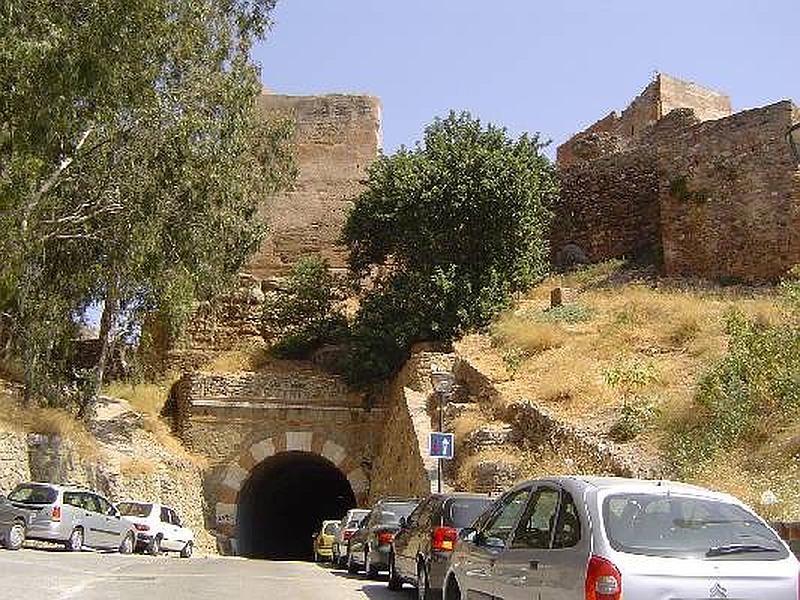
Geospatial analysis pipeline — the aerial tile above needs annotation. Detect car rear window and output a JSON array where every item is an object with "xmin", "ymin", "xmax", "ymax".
[
  {"xmin": 323, "ymin": 522, "xmax": 338, "ymax": 535},
  {"xmin": 117, "ymin": 502, "xmax": 153, "ymax": 518},
  {"xmin": 8, "ymin": 484, "xmax": 57, "ymax": 504},
  {"xmin": 379, "ymin": 502, "xmax": 418, "ymax": 524},
  {"xmin": 445, "ymin": 497, "xmax": 492, "ymax": 528},
  {"xmin": 603, "ymin": 493, "xmax": 788, "ymax": 560}
]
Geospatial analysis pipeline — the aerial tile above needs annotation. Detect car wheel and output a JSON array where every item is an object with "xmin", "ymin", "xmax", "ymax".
[
  {"xmin": 66, "ymin": 527, "xmax": 84, "ymax": 552},
  {"xmin": 417, "ymin": 562, "xmax": 432, "ymax": 600},
  {"xmin": 332, "ymin": 546, "xmax": 339, "ymax": 566},
  {"xmin": 444, "ymin": 575, "xmax": 463, "ymax": 600},
  {"xmin": 365, "ymin": 547, "xmax": 379, "ymax": 579},
  {"xmin": 387, "ymin": 552, "xmax": 402, "ymax": 591},
  {"xmin": 180, "ymin": 541, "xmax": 193, "ymax": 559},
  {"xmin": 147, "ymin": 535, "xmax": 162, "ymax": 556},
  {"xmin": 347, "ymin": 547, "xmax": 358, "ymax": 574},
  {"xmin": 5, "ymin": 521, "xmax": 26, "ymax": 551},
  {"xmin": 119, "ymin": 532, "xmax": 134, "ymax": 555}
]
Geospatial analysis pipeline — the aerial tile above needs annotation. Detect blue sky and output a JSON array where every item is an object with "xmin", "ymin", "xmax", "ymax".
[{"xmin": 253, "ymin": 1, "xmax": 799, "ymax": 157}]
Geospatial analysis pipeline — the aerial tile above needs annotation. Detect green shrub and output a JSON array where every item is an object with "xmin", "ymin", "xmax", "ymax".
[
  {"xmin": 669, "ymin": 307, "xmax": 800, "ymax": 476},
  {"xmin": 261, "ymin": 257, "xmax": 348, "ymax": 359},
  {"xmin": 609, "ymin": 399, "xmax": 657, "ymax": 442}
]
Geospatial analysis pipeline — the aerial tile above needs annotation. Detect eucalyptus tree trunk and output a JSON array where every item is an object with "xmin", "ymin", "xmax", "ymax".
[{"xmin": 82, "ymin": 279, "xmax": 119, "ymax": 419}]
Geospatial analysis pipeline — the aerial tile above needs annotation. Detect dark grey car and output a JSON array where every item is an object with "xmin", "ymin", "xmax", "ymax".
[
  {"xmin": 389, "ymin": 493, "xmax": 491, "ymax": 600},
  {"xmin": 0, "ymin": 495, "xmax": 35, "ymax": 550},
  {"xmin": 347, "ymin": 498, "xmax": 420, "ymax": 578}
]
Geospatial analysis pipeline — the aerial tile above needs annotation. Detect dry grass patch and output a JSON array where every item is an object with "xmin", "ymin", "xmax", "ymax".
[
  {"xmin": 120, "ymin": 457, "xmax": 158, "ymax": 477},
  {"xmin": 0, "ymin": 392, "xmax": 100, "ymax": 460},
  {"xmin": 460, "ymin": 270, "xmax": 783, "ymax": 449},
  {"xmin": 200, "ymin": 345, "xmax": 271, "ymax": 373},
  {"xmin": 104, "ymin": 376, "xmax": 179, "ymax": 417},
  {"xmin": 492, "ymin": 315, "xmax": 567, "ymax": 354}
]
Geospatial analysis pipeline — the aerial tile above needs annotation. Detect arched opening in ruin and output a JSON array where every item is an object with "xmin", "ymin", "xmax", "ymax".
[{"xmin": 236, "ymin": 451, "xmax": 357, "ymax": 560}]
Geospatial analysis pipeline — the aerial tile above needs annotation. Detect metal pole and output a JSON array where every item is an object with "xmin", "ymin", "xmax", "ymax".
[{"xmin": 437, "ymin": 389, "xmax": 444, "ymax": 493}]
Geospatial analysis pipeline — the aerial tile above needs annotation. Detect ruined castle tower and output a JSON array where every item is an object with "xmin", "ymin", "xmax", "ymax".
[
  {"xmin": 553, "ymin": 73, "xmax": 800, "ymax": 283},
  {"xmin": 250, "ymin": 92, "xmax": 382, "ymax": 278}
]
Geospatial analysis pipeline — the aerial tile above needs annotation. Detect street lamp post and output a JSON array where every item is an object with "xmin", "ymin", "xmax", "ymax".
[
  {"xmin": 788, "ymin": 123, "xmax": 800, "ymax": 165},
  {"xmin": 430, "ymin": 364, "xmax": 455, "ymax": 494}
]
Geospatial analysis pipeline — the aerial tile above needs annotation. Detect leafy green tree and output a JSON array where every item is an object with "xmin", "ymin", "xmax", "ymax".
[
  {"xmin": 342, "ymin": 111, "xmax": 558, "ymax": 383},
  {"xmin": 0, "ymin": 0, "xmax": 294, "ymax": 410},
  {"xmin": 262, "ymin": 257, "xmax": 348, "ymax": 359}
]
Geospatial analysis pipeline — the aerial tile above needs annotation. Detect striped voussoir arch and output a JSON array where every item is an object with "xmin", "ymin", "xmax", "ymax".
[{"xmin": 214, "ymin": 430, "xmax": 368, "ymax": 530}]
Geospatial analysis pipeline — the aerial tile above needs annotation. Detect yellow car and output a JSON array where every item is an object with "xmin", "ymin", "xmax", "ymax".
[{"xmin": 313, "ymin": 520, "xmax": 340, "ymax": 562}]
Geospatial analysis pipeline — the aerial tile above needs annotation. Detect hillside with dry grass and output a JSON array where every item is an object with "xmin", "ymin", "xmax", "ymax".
[{"xmin": 452, "ymin": 260, "xmax": 800, "ymax": 520}]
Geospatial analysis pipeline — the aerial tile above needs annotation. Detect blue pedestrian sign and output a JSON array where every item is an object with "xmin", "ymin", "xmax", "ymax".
[{"xmin": 429, "ymin": 432, "xmax": 454, "ymax": 460}]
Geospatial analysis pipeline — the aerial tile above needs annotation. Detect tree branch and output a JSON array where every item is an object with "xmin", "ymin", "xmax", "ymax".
[{"xmin": 22, "ymin": 126, "xmax": 94, "ymax": 233}]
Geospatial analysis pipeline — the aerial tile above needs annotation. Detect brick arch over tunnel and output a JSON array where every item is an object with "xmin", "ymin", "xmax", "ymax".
[{"xmin": 214, "ymin": 431, "xmax": 368, "ymax": 557}]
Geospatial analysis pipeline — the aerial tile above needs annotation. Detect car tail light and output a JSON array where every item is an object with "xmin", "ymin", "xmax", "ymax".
[
  {"xmin": 377, "ymin": 531, "xmax": 395, "ymax": 545},
  {"xmin": 51, "ymin": 505, "xmax": 61, "ymax": 522},
  {"xmin": 432, "ymin": 526, "xmax": 458, "ymax": 552},
  {"xmin": 585, "ymin": 555, "xmax": 622, "ymax": 600},
  {"xmin": 343, "ymin": 530, "xmax": 355, "ymax": 541},
  {"xmin": 134, "ymin": 523, "xmax": 150, "ymax": 532}
]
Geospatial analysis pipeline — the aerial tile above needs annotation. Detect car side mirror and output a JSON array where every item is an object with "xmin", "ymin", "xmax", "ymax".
[{"xmin": 399, "ymin": 516, "xmax": 407, "ymax": 528}]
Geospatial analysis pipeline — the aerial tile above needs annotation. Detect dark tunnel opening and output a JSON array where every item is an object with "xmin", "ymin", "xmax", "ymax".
[{"xmin": 237, "ymin": 451, "xmax": 357, "ymax": 560}]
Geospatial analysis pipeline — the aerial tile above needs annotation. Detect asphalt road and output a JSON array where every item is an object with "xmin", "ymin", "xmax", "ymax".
[{"xmin": 0, "ymin": 547, "xmax": 418, "ymax": 600}]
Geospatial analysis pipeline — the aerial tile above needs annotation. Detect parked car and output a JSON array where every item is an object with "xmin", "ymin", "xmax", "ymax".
[
  {"xmin": 443, "ymin": 476, "xmax": 799, "ymax": 600},
  {"xmin": 388, "ymin": 492, "xmax": 491, "ymax": 599},
  {"xmin": 0, "ymin": 495, "xmax": 36, "ymax": 550},
  {"xmin": 347, "ymin": 498, "xmax": 420, "ymax": 578},
  {"xmin": 116, "ymin": 501, "xmax": 194, "ymax": 558},
  {"xmin": 333, "ymin": 508, "xmax": 369, "ymax": 566},
  {"xmin": 6, "ymin": 482, "xmax": 136, "ymax": 553},
  {"xmin": 312, "ymin": 519, "xmax": 340, "ymax": 562}
]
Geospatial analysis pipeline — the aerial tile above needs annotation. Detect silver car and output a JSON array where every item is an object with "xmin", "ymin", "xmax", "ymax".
[
  {"xmin": 0, "ymin": 495, "xmax": 35, "ymax": 550},
  {"xmin": 444, "ymin": 476, "xmax": 799, "ymax": 599},
  {"xmin": 333, "ymin": 508, "xmax": 370, "ymax": 566},
  {"xmin": 7, "ymin": 482, "xmax": 136, "ymax": 553}
]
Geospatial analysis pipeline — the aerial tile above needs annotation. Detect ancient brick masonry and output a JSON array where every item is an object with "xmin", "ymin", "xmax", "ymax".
[
  {"xmin": 555, "ymin": 73, "xmax": 800, "ymax": 282},
  {"xmin": 250, "ymin": 92, "xmax": 382, "ymax": 278}
]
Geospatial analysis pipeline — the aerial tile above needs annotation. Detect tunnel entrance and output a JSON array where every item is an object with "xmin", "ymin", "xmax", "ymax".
[{"xmin": 236, "ymin": 451, "xmax": 357, "ymax": 560}]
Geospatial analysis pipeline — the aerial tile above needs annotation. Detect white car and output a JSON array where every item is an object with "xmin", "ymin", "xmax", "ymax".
[{"xmin": 117, "ymin": 501, "xmax": 194, "ymax": 558}]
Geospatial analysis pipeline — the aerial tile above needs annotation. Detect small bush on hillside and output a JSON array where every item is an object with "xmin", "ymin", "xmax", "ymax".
[
  {"xmin": 538, "ymin": 303, "xmax": 593, "ymax": 324},
  {"xmin": 609, "ymin": 399, "xmax": 657, "ymax": 442}
]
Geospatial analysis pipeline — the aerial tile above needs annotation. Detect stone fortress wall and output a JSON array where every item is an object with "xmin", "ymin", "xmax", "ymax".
[
  {"xmin": 250, "ymin": 92, "xmax": 382, "ymax": 278},
  {"xmin": 554, "ymin": 73, "xmax": 800, "ymax": 282}
]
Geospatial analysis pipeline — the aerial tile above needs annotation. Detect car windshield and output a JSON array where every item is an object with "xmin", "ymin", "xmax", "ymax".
[
  {"xmin": 8, "ymin": 484, "xmax": 57, "ymax": 505},
  {"xmin": 323, "ymin": 522, "xmax": 338, "ymax": 535},
  {"xmin": 117, "ymin": 502, "xmax": 153, "ymax": 518},
  {"xmin": 603, "ymin": 492, "xmax": 788, "ymax": 560},
  {"xmin": 379, "ymin": 502, "xmax": 418, "ymax": 524},
  {"xmin": 445, "ymin": 497, "xmax": 492, "ymax": 528}
]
